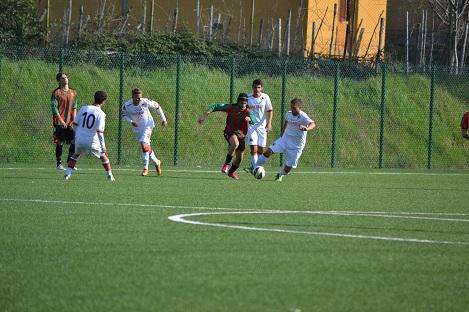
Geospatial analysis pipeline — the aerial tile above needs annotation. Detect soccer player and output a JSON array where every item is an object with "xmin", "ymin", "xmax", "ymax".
[
  {"xmin": 197, "ymin": 93, "xmax": 251, "ymax": 180},
  {"xmin": 461, "ymin": 111, "xmax": 469, "ymax": 140},
  {"xmin": 64, "ymin": 91, "xmax": 114, "ymax": 181},
  {"xmin": 247, "ymin": 79, "xmax": 273, "ymax": 172},
  {"xmin": 254, "ymin": 98, "xmax": 316, "ymax": 181},
  {"xmin": 51, "ymin": 72, "xmax": 78, "ymax": 170},
  {"xmin": 122, "ymin": 88, "xmax": 167, "ymax": 176}
]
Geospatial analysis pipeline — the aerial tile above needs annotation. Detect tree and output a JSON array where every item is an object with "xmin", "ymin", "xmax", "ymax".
[
  {"xmin": 428, "ymin": 0, "xmax": 469, "ymax": 73},
  {"xmin": 0, "ymin": 0, "xmax": 42, "ymax": 44}
]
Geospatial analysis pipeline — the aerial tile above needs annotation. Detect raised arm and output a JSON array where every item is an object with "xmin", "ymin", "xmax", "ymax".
[{"xmin": 197, "ymin": 103, "xmax": 228, "ymax": 124}]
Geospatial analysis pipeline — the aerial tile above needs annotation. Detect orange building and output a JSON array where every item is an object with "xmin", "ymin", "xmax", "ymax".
[{"xmin": 36, "ymin": 0, "xmax": 387, "ymax": 59}]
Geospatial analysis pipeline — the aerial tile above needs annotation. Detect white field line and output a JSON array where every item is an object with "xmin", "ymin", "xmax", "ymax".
[
  {"xmin": 0, "ymin": 167, "xmax": 468, "ymax": 176},
  {"xmin": 0, "ymin": 198, "xmax": 243, "ymax": 211},
  {"xmin": 1, "ymin": 197, "xmax": 469, "ymax": 217},
  {"xmin": 2, "ymin": 197, "xmax": 468, "ymax": 245},
  {"xmin": 168, "ymin": 211, "xmax": 469, "ymax": 246}
]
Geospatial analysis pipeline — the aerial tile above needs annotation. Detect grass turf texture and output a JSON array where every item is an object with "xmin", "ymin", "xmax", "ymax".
[
  {"xmin": 0, "ymin": 57, "xmax": 468, "ymax": 168},
  {"xmin": 1, "ymin": 166, "xmax": 469, "ymax": 311}
]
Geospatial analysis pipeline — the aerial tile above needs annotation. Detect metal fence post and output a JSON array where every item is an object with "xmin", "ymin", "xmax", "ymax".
[
  {"xmin": 117, "ymin": 52, "xmax": 125, "ymax": 165},
  {"xmin": 0, "ymin": 49, "xmax": 2, "ymax": 86},
  {"xmin": 331, "ymin": 62, "xmax": 340, "ymax": 168},
  {"xmin": 59, "ymin": 47, "xmax": 64, "ymax": 73},
  {"xmin": 174, "ymin": 55, "xmax": 182, "ymax": 166},
  {"xmin": 427, "ymin": 64, "xmax": 435, "ymax": 169},
  {"xmin": 280, "ymin": 57, "xmax": 287, "ymax": 167},
  {"xmin": 230, "ymin": 55, "xmax": 235, "ymax": 103},
  {"xmin": 378, "ymin": 62, "xmax": 386, "ymax": 168}
]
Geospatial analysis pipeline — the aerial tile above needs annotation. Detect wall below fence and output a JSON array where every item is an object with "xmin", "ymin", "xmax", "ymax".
[{"xmin": 0, "ymin": 47, "xmax": 467, "ymax": 169}]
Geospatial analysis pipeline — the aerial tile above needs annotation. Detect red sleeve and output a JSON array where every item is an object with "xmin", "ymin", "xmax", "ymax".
[{"xmin": 461, "ymin": 112, "xmax": 469, "ymax": 130}]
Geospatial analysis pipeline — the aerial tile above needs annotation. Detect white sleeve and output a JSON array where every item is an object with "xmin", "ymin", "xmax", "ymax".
[
  {"xmin": 303, "ymin": 113, "xmax": 313, "ymax": 125},
  {"xmin": 74, "ymin": 107, "xmax": 84, "ymax": 127},
  {"xmin": 97, "ymin": 114, "xmax": 106, "ymax": 149},
  {"xmin": 97, "ymin": 113, "xmax": 106, "ymax": 133},
  {"xmin": 121, "ymin": 103, "xmax": 133, "ymax": 124},
  {"xmin": 147, "ymin": 99, "xmax": 160, "ymax": 109},
  {"xmin": 97, "ymin": 131, "xmax": 106, "ymax": 150},
  {"xmin": 155, "ymin": 105, "xmax": 167, "ymax": 123},
  {"xmin": 265, "ymin": 95, "xmax": 273, "ymax": 111}
]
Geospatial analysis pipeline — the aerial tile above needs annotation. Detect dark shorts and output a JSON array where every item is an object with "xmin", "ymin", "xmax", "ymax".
[
  {"xmin": 224, "ymin": 131, "xmax": 246, "ymax": 152},
  {"xmin": 53, "ymin": 125, "xmax": 75, "ymax": 144}
]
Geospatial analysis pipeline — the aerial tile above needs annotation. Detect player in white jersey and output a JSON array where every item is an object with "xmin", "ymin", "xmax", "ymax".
[
  {"xmin": 64, "ymin": 91, "xmax": 115, "ymax": 181},
  {"xmin": 254, "ymin": 98, "xmax": 316, "ymax": 181},
  {"xmin": 247, "ymin": 79, "xmax": 273, "ymax": 172},
  {"xmin": 121, "ymin": 88, "xmax": 168, "ymax": 176}
]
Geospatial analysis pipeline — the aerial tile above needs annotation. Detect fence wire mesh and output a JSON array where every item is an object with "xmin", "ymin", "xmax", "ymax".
[{"xmin": 0, "ymin": 46, "xmax": 467, "ymax": 169}]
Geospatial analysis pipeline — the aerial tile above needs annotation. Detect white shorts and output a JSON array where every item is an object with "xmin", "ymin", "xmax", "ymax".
[
  {"xmin": 270, "ymin": 137, "xmax": 304, "ymax": 168},
  {"xmin": 134, "ymin": 127, "xmax": 153, "ymax": 145},
  {"xmin": 247, "ymin": 126, "xmax": 267, "ymax": 147},
  {"xmin": 74, "ymin": 139, "xmax": 104, "ymax": 158}
]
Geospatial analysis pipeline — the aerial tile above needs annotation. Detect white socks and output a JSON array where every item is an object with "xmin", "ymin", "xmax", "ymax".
[
  {"xmin": 142, "ymin": 152, "xmax": 150, "ymax": 169},
  {"xmin": 149, "ymin": 150, "xmax": 159, "ymax": 164},
  {"xmin": 256, "ymin": 154, "xmax": 268, "ymax": 167},
  {"xmin": 251, "ymin": 154, "xmax": 258, "ymax": 168}
]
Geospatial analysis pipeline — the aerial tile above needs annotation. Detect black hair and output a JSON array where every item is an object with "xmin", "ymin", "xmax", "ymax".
[
  {"xmin": 290, "ymin": 98, "xmax": 303, "ymax": 106},
  {"xmin": 94, "ymin": 91, "xmax": 108, "ymax": 104},
  {"xmin": 252, "ymin": 79, "xmax": 263, "ymax": 87}
]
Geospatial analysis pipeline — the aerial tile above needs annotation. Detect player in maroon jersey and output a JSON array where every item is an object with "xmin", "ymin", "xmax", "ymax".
[
  {"xmin": 51, "ymin": 72, "xmax": 78, "ymax": 170},
  {"xmin": 198, "ymin": 93, "xmax": 251, "ymax": 180}
]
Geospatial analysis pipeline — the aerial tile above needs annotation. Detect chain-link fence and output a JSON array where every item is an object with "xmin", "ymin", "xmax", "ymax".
[{"xmin": 0, "ymin": 46, "xmax": 468, "ymax": 169}]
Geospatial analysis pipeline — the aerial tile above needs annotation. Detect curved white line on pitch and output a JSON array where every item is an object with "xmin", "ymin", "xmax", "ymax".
[{"xmin": 168, "ymin": 211, "xmax": 469, "ymax": 246}]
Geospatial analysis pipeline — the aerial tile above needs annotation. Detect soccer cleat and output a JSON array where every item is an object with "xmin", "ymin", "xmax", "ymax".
[
  {"xmin": 107, "ymin": 174, "xmax": 115, "ymax": 181},
  {"xmin": 56, "ymin": 164, "xmax": 65, "ymax": 170},
  {"xmin": 141, "ymin": 168, "xmax": 149, "ymax": 176},
  {"xmin": 275, "ymin": 173, "xmax": 283, "ymax": 182},
  {"xmin": 155, "ymin": 159, "xmax": 162, "ymax": 175},
  {"xmin": 221, "ymin": 163, "xmax": 230, "ymax": 174},
  {"xmin": 228, "ymin": 171, "xmax": 240, "ymax": 180}
]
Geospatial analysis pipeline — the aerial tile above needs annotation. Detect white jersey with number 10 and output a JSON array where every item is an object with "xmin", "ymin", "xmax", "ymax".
[{"xmin": 75, "ymin": 105, "xmax": 106, "ymax": 145}]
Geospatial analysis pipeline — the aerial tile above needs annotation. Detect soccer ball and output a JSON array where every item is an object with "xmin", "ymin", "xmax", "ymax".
[{"xmin": 253, "ymin": 166, "xmax": 266, "ymax": 179}]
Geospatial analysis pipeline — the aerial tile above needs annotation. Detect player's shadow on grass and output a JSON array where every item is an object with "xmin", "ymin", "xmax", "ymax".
[{"xmin": 217, "ymin": 221, "xmax": 469, "ymax": 235}]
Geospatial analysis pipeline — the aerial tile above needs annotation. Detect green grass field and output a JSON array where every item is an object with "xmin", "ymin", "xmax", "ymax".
[{"xmin": 1, "ymin": 165, "xmax": 468, "ymax": 311}]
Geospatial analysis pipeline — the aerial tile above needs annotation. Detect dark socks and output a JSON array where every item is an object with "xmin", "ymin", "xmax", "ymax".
[
  {"xmin": 67, "ymin": 144, "xmax": 75, "ymax": 163},
  {"xmin": 228, "ymin": 164, "xmax": 239, "ymax": 174},
  {"xmin": 225, "ymin": 154, "xmax": 233, "ymax": 165},
  {"xmin": 55, "ymin": 144, "xmax": 63, "ymax": 165}
]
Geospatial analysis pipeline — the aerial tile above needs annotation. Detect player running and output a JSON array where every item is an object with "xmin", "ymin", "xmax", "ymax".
[
  {"xmin": 51, "ymin": 72, "xmax": 78, "ymax": 170},
  {"xmin": 121, "ymin": 88, "xmax": 167, "ymax": 176},
  {"xmin": 254, "ymin": 98, "xmax": 316, "ymax": 181},
  {"xmin": 64, "ymin": 91, "xmax": 114, "ymax": 181},
  {"xmin": 246, "ymin": 79, "xmax": 273, "ymax": 172},
  {"xmin": 197, "ymin": 93, "xmax": 251, "ymax": 180}
]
